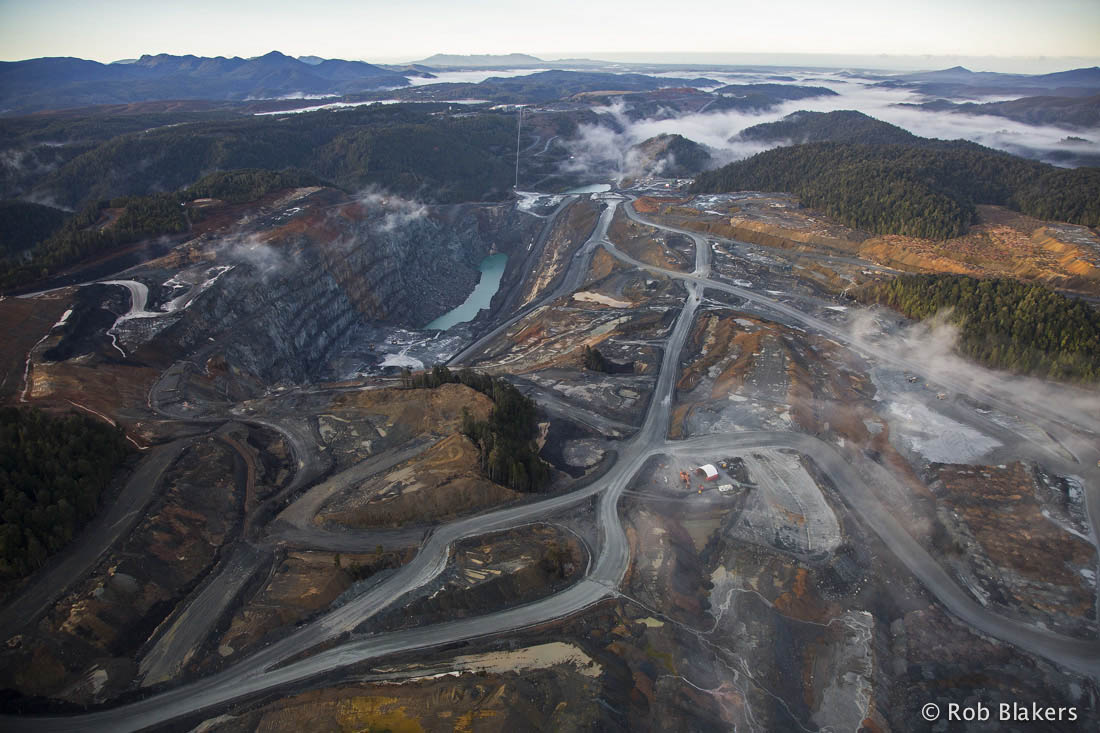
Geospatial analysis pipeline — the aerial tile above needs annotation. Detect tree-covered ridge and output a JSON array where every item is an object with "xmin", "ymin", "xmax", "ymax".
[
  {"xmin": 0, "ymin": 200, "xmax": 67, "ymax": 258},
  {"xmin": 0, "ymin": 168, "xmax": 328, "ymax": 291},
  {"xmin": 403, "ymin": 366, "xmax": 551, "ymax": 493},
  {"xmin": 862, "ymin": 274, "xmax": 1100, "ymax": 381},
  {"xmin": 630, "ymin": 134, "xmax": 713, "ymax": 178},
  {"xmin": 0, "ymin": 408, "xmax": 131, "ymax": 582},
  {"xmin": 182, "ymin": 168, "xmax": 324, "ymax": 203},
  {"xmin": 1012, "ymin": 166, "xmax": 1100, "ymax": 225},
  {"xmin": 898, "ymin": 94, "xmax": 1100, "ymax": 130},
  {"xmin": 32, "ymin": 105, "xmax": 520, "ymax": 210},
  {"xmin": 736, "ymin": 110, "xmax": 920, "ymax": 145},
  {"xmin": 0, "ymin": 193, "xmax": 187, "ymax": 290},
  {"xmin": 691, "ymin": 141, "xmax": 1100, "ymax": 239}
]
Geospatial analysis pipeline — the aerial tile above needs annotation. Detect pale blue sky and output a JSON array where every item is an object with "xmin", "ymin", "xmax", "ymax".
[{"xmin": 1, "ymin": 0, "xmax": 1098, "ymax": 69}]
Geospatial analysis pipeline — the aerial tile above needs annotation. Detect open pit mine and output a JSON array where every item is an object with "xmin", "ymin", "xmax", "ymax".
[{"xmin": 1, "ymin": 175, "xmax": 1098, "ymax": 733}]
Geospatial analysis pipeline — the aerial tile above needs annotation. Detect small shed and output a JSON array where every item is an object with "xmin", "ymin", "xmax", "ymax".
[{"xmin": 695, "ymin": 464, "xmax": 719, "ymax": 481}]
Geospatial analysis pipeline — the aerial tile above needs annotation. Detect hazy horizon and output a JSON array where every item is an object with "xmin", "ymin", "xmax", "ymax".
[
  {"xmin": 3, "ymin": 49, "xmax": 1100, "ymax": 77},
  {"xmin": 1, "ymin": 0, "xmax": 1097, "ymax": 73}
]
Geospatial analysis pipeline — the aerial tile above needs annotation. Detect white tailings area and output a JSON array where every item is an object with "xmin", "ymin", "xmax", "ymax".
[{"xmin": 885, "ymin": 396, "xmax": 1001, "ymax": 464}]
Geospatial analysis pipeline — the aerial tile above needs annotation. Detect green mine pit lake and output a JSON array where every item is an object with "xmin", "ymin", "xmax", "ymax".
[{"xmin": 426, "ymin": 253, "xmax": 508, "ymax": 330}]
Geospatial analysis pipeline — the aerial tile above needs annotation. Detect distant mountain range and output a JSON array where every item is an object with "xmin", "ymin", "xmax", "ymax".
[
  {"xmin": 877, "ymin": 65, "xmax": 1100, "ymax": 98},
  {"xmin": 406, "ymin": 53, "xmax": 611, "ymax": 69},
  {"xmin": 734, "ymin": 109, "xmax": 1100, "ymax": 167},
  {"xmin": 409, "ymin": 53, "xmax": 546, "ymax": 68},
  {"xmin": 0, "ymin": 51, "xmax": 413, "ymax": 114},
  {"xmin": 388, "ymin": 70, "xmax": 719, "ymax": 104},
  {"xmin": 900, "ymin": 65, "xmax": 1100, "ymax": 86},
  {"xmin": 4, "ymin": 52, "xmax": 1099, "ymax": 120}
]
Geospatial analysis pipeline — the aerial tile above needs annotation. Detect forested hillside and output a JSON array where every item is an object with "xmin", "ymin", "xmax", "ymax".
[
  {"xmin": 736, "ymin": 110, "xmax": 920, "ymax": 145},
  {"xmin": 630, "ymin": 134, "xmax": 713, "ymax": 177},
  {"xmin": 0, "ymin": 193, "xmax": 187, "ymax": 289},
  {"xmin": 181, "ymin": 168, "xmax": 324, "ymax": 203},
  {"xmin": 0, "ymin": 408, "xmax": 131, "ymax": 583},
  {"xmin": 692, "ymin": 141, "xmax": 1100, "ymax": 238},
  {"xmin": 19, "ymin": 104, "xmax": 519, "ymax": 210},
  {"xmin": 0, "ymin": 169, "xmax": 322, "ymax": 290},
  {"xmin": 0, "ymin": 201, "xmax": 67, "ymax": 258},
  {"xmin": 862, "ymin": 274, "xmax": 1100, "ymax": 381},
  {"xmin": 899, "ymin": 94, "xmax": 1100, "ymax": 129},
  {"xmin": 50, "ymin": 108, "xmax": 514, "ymax": 207}
]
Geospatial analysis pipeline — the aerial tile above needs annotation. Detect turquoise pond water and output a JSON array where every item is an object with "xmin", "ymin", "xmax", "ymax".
[
  {"xmin": 425, "ymin": 253, "xmax": 508, "ymax": 330},
  {"xmin": 565, "ymin": 183, "xmax": 612, "ymax": 193}
]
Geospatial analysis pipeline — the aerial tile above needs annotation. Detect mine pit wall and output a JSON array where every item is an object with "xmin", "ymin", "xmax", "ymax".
[{"xmin": 157, "ymin": 203, "xmax": 540, "ymax": 385}]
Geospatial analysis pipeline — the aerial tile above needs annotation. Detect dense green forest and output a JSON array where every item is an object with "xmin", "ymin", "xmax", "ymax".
[
  {"xmin": 0, "ymin": 193, "xmax": 187, "ymax": 289},
  {"xmin": 737, "ymin": 110, "xmax": 919, "ymax": 145},
  {"xmin": 861, "ymin": 274, "xmax": 1100, "ymax": 381},
  {"xmin": 403, "ymin": 365, "xmax": 551, "ymax": 492},
  {"xmin": 900, "ymin": 95, "xmax": 1100, "ymax": 131},
  {"xmin": 0, "ymin": 107, "xmax": 241, "ymax": 150},
  {"xmin": 692, "ymin": 140, "xmax": 1100, "ymax": 239},
  {"xmin": 181, "ymin": 168, "xmax": 324, "ymax": 203},
  {"xmin": 0, "ymin": 169, "xmax": 324, "ymax": 290},
  {"xmin": 0, "ymin": 408, "xmax": 131, "ymax": 582},
  {"xmin": 27, "ymin": 104, "xmax": 520, "ymax": 209},
  {"xmin": 0, "ymin": 200, "xmax": 67, "ymax": 258}
]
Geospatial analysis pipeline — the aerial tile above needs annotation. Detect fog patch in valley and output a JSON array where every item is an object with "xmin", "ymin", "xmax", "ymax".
[
  {"xmin": 846, "ymin": 307, "xmax": 1100, "ymax": 441},
  {"xmin": 765, "ymin": 77, "xmax": 1100, "ymax": 164},
  {"xmin": 219, "ymin": 232, "xmax": 293, "ymax": 279},
  {"xmin": 561, "ymin": 100, "xmax": 788, "ymax": 182},
  {"xmin": 355, "ymin": 188, "xmax": 429, "ymax": 233},
  {"xmin": 557, "ymin": 69, "xmax": 1100, "ymax": 179}
]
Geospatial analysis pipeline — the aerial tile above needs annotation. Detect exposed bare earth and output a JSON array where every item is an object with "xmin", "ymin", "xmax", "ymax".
[
  {"xmin": 318, "ymin": 432, "xmax": 520, "ymax": 529},
  {"xmin": 933, "ymin": 462, "xmax": 1097, "ymax": 636},
  {"xmin": 656, "ymin": 194, "xmax": 1100, "ymax": 294}
]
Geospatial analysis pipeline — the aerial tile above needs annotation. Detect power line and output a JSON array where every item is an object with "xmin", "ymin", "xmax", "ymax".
[{"xmin": 514, "ymin": 106, "xmax": 523, "ymax": 189}]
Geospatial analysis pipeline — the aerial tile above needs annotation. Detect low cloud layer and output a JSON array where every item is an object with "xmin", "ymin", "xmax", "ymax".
[
  {"xmin": 846, "ymin": 307, "xmax": 1100, "ymax": 439},
  {"xmin": 562, "ymin": 100, "xmax": 784, "ymax": 182},
  {"xmin": 560, "ymin": 69, "xmax": 1100, "ymax": 180},
  {"xmin": 355, "ymin": 188, "xmax": 429, "ymax": 232},
  {"xmin": 220, "ymin": 233, "xmax": 291, "ymax": 278}
]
